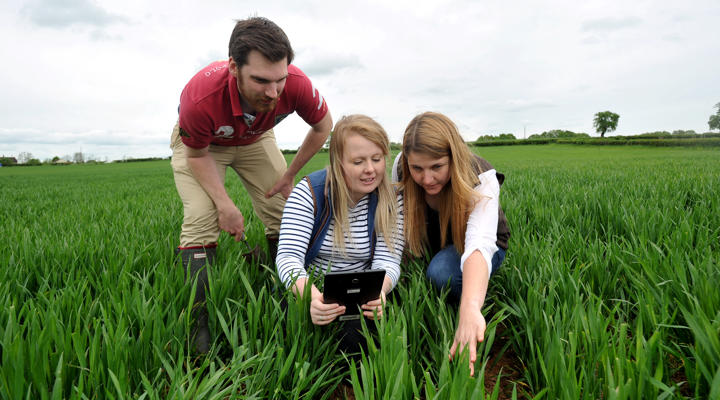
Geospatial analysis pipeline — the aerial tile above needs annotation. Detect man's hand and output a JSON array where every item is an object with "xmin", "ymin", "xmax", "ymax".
[
  {"xmin": 217, "ymin": 205, "xmax": 245, "ymax": 241},
  {"xmin": 361, "ymin": 290, "xmax": 387, "ymax": 319},
  {"xmin": 310, "ymin": 292, "xmax": 346, "ymax": 325},
  {"xmin": 185, "ymin": 145, "xmax": 244, "ymax": 240},
  {"xmin": 449, "ymin": 301, "xmax": 486, "ymax": 377},
  {"xmin": 265, "ymin": 173, "xmax": 294, "ymax": 199}
]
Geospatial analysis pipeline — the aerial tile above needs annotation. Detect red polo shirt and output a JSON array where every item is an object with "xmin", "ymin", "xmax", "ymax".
[{"xmin": 178, "ymin": 61, "xmax": 329, "ymax": 149}]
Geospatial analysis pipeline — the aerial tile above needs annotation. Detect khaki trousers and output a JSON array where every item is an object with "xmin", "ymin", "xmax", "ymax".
[{"xmin": 170, "ymin": 123, "xmax": 287, "ymax": 247}]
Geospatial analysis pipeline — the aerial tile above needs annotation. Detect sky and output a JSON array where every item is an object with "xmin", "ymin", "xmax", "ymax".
[{"xmin": 1, "ymin": 0, "xmax": 719, "ymax": 161}]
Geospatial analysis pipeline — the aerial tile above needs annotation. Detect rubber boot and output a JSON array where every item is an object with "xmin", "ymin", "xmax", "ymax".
[
  {"xmin": 266, "ymin": 235, "xmax": 279, "ymax": 265},
  {"xmin": 239, "ymin": 235, "xmax": 278, "ymax": 267},
  {"xmin": 177, "ymin": 247, "xmax": 216, "ymax": 354},
  {"xmin": 240, "ymin": 243, "xmax": 267, "ymax": 266}
]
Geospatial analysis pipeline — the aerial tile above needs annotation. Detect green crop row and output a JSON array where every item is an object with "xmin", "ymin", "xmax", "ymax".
[
  {"xmin": 1, "ymin": 145, "xmax": 718, "ymax": 399},
  {"xmin": 491, "ymin": 145, "xmax": 720, "ymax": 399}
]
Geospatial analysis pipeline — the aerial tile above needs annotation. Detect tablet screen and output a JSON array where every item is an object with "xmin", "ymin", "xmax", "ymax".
[{"xmin": 323, "ymin": 270, "xmax": 385, "ymax": 320}]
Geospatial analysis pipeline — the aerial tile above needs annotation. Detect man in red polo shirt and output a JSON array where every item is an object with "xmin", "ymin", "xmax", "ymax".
[{"xmin": 170, "ymin": 17, "xmax": 332, "ymax": 353}]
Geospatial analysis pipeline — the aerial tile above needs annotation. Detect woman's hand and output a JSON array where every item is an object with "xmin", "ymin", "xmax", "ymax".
[
  {"xmin": 361, "ymin": 290, "xmax": 386, "ymax": 319},
  {"xmin": 309, "ymin": 291, "xmax": 346, "ymax": 325},
  {"xmin": 447, "ymin": 251, "xmax": 490, "ymax": 376},
  {"xmin": 449, "ymin": 301, "xmax": 486, "ymax": 377}
]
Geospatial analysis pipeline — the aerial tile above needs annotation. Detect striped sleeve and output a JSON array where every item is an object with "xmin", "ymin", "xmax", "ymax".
[
  {"xmin": 276, "ymin": 179, "xmax": 316, "ymax": 288},
  {"xmin": 370, "ymin": 192, "xmax": 405, "ymax": 290}
]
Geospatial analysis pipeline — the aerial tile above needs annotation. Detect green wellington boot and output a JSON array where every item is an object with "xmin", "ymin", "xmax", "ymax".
[{"xmin": 177, "ymin": 247, "xmax": 215, "ymax": 354}]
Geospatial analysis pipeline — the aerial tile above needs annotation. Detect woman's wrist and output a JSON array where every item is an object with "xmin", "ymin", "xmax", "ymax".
[
  {"xmin": 310, "ymin": 285, "xmax": 323, "ymax": 301},
  {"xmin": 460, "ymin": 296, "xmax": 482, "ymax": 310}
]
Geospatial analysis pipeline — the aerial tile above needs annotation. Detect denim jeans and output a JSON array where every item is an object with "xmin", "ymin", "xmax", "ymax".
[{"xmin": 425, "ymin": 246, "xmax": 506, "ymax": 301}]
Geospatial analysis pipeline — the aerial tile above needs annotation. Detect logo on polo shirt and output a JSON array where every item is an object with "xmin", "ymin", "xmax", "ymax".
[
  {"xmin": 204, "ymin": 63, "xmax": 227, "ymax": 77},
  {"xmin": 214, "ymin": 126, "xmax": 234, "ymax": 138}
]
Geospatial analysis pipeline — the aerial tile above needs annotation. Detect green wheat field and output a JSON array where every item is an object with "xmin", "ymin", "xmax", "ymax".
[{"xmin": 1, "ymin": 144, "xmax": 718, "ymax": 399}]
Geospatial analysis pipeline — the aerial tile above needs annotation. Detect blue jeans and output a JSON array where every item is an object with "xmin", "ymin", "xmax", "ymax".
[{"xmin": 425, "ymin": 246, "xmax": 506, "ymax": 301}]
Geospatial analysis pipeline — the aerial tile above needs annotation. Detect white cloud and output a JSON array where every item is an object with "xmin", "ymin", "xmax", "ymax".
[
  {"xmin": 295, "ymin": 51, "xmax": 363, "ymax": 77},
  {"xmin": 581, "ymin": 16, "xmax": 643, "ymax": 32},
  {"xmin": 20, "ymin": 0, "xmax": 129, "ymax": 28},
  {"xmin": 0, "ymin": 0, "xmax": 719, "ymax": 160}
]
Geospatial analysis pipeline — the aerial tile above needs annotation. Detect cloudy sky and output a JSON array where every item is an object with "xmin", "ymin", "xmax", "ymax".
[{"xmin": 1, "ymin": 0, "xmax": 719, "ymax": 161}]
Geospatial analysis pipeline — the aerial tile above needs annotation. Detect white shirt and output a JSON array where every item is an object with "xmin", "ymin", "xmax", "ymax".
[{"xmin": 462, "ymin": 169, "xmax": 500, "ymax": 276}]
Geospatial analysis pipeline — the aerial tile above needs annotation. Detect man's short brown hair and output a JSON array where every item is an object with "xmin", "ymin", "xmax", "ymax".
[{"xmin": 229, "ymin": 17, "xmax": 294, "ymax": 67}]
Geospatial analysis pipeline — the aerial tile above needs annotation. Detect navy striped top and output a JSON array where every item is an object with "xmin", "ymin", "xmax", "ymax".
[{"xmin": 276, "ymin": 179, "xmax": 404, "ymax": 289}]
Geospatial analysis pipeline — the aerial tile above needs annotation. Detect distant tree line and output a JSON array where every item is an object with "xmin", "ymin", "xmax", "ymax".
[
  {"xmin": 528, "ymin": 130, "xmax": 590, "ymax": 139},
  {"xmin": 470, "ymin": 103, "xmax": 719, "ymax": 146},
  {"xmin": 4, "ymin": 103, "xmax": 718, "ymax": 166},
  {"xmin": 112, "ymin": 156, "xmax": 170, "ymax": 163},
  {"xmin": 0, "ymin": 151, "xmax": 171, "ymax": 167},
  {"xmin": 476, "ymin": 133, "xmax": 518, "ymax": 141},
  {"xmin": 630, "ymin": 130, "xmax": 719, "ymax": 138},
  {"xmin": 1, "ymin": 153, "xmax": 41, "ymax": 167}
]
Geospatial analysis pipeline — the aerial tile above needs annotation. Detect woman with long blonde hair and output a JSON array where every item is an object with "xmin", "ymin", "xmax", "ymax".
[
  {"xmin": 393, "ymin": 111, "xmax": 510, "ymax": 376},
  {"xmin": 277, "ymin": 114, "xmax": 403, "ymax": 352}
]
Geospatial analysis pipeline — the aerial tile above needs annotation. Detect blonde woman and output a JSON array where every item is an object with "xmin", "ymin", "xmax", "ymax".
[
  {"xmin": 276, "ymin": 114, "xmax": 403, "ymax": 352},
  {"xmin": 393, "ymin": 111, "xmax": 510, "ymax": 376}
]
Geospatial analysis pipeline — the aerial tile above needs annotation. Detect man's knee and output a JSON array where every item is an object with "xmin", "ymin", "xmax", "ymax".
[
  {"xmin": 255, "ymin": 195, "xmax": 285, "ymax": 235},
  {"xmin": 174, "ymin": 174, "xmax": 221, "ymax": 246},
  {"xmin": 179, "ymin": 206, "xmax": 220, "ymax": 247}
]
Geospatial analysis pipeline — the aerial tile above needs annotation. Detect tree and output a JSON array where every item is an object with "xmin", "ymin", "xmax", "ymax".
[
  {"xmin": 671, "ymin": 130, "xmax": 698, "ymax": 136},
  {"xmin": 0, "ymin": 157, "xmax": 17, "ymax": 166},
  {"xmin": 709, "ymin": 103, "xmax": 720, "ymax": 131},
  {"xmin": 17, "ymin": 151, "xmax": 33, "ymax": 164},
  {"xmin": 528, "ymin": 129, "xmax": 589, "ymax": 139},
  {"xmin": 475, "ymin": 133, "xmax": 517, "ymax": 142},
  {"xmin": 73, "ymin": 152, "xmax": 85, "ymax": 164},
  {"xmin": 593, "ymin": 111, "xmax": 620, "ymax": 138}
]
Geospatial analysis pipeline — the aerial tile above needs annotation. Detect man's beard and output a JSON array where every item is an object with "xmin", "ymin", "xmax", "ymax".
[
  {"xmin": 238, "ymin": 85, "xmax": 280, "ymax": 113},
  {"xmin": 253, "ymin": 96, "xmax": 279, "ymax": 113}
]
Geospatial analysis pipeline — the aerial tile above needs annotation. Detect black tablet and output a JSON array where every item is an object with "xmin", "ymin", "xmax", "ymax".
[{"xmin": 323, "ymin": 269, "xmax": 386, "ymax": 321}]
